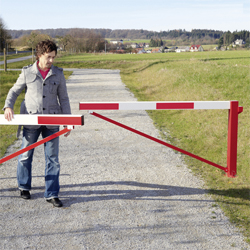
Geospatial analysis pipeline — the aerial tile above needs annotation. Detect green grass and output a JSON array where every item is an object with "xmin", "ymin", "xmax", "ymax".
[
  {"xmin": 0, "ymin": 70, "xmax": 73, "ymax": 158},
  {"xmin": 122, "ymin": 52, "xmax": 250, "ymax": 243},
  {"xmin": 0, "ymin": 71, "xmax": 25, "ymax": 157}
]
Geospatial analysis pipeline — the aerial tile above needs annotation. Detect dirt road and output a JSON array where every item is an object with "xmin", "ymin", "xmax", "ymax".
[{"xmin": 0, "ymin": 68, "xmax": 248, "ymax": 249}]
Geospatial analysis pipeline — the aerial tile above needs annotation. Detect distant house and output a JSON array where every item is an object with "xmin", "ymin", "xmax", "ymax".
[
  {"xmin": 115, "ymin": 49, "xmax": 125, "ymax": 54},
  {"xmin": 165, "ymin": 46, "xmax": 177, "ymax": 52},
  {"xmin": 233, "ymin": 39, "xmax": 245, "ymax": 46},
  {"xmin": 110, "ymin": 39, "xmax": 123, "ymax": 45},
  {"xmin": 190, "ymin": 45, "xmax": 204, "ymax": 52},
  {"xmin": 131, "ymin": 43, "xmax": 139, "ymax": 49},
  {"xmin": 175, "ymin": 46, "xmax": 190, "ymax": 53},
  {"xmin": 151, "ymin": 48, "xmax": 161, "ymax": 53},
  {"xmin": 137, "ymin": 48, "xmax": 146, "ymax": 54},
  {"xmin": 139, "ymin": 43, "xmax": 146, "ymax": 48}
]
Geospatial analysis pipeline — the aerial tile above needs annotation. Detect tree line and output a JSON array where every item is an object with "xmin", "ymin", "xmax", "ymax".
[
  {"xmin": 1, "ymin": 14, "xmax": 249, "ymax": 53},
  {"xmin": 6, "ymin": 28, "xmax": 226, "ymax": 40},
  {"xmin": 7, "ymin": 27, "xmax": 250, "ymax": 42},
  {"xmin": 9, "ymin": 29, "xmax": 105, "ymax": 53}
]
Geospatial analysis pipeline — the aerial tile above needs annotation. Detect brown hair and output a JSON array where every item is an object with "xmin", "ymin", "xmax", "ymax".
[{"xmin": 35, "ymin": 40, "xmax": 57, "ymax": 60}]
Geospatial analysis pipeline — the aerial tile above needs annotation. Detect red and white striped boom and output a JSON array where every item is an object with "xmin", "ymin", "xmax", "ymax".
[
  {"xmin": 0, "ymin": 114, "xmax": 84, "ymax": 164},
  {"xmin": 0, "ymin": 114, "xmax": 84, "ymax": 126},
  {"xmin": 79, "ymin": 101, "xmax": 232, "ymax": 110}
]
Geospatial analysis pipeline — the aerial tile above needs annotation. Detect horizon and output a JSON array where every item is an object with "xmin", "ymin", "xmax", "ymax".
[{"xmin": 6, "ymin": 27, "xmax": 250, "ymax": 33}]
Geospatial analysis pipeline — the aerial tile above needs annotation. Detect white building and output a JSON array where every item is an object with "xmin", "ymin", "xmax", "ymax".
[{"xmin": 175, "ymin": 46, "xmax": 190, "ymax": 53}]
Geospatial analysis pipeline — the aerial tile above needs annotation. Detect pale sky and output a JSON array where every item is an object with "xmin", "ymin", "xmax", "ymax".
[{"xmin": 0, "ymin": 0, "xmax": 249, "ymax": 32}]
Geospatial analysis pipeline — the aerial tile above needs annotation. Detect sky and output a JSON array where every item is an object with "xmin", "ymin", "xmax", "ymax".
[{"xmin": 0, "ymin": 0, "xmax": 249, "ymax": 32}]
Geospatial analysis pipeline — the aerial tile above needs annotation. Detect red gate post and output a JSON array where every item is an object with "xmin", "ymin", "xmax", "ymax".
[{"xmin": 227, "ymin": 101, "xmax": 240, "ymax": 177}]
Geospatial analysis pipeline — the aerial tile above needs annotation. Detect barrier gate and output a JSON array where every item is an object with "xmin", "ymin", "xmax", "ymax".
[
  {"xmin": 79, "ymin": 101, "xmax": 243, "ymax": 178},
  {"xmin": 0, "ymin": 101, "xmax": 243, "ymax": 178}
]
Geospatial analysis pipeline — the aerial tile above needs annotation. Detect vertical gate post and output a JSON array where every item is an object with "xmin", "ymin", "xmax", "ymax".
[{"xmin": 227, "ymin": 101, "xmax": 239, "ymax": 177}]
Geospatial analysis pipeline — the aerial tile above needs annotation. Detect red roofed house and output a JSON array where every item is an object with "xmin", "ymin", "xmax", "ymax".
[
  {"xmin": 190, "ymin": 45, "xmax": 204, "ymax": 52},
  {"xmin": 151, "ymin": 48, "xmax": 161, "ymax": 53}
]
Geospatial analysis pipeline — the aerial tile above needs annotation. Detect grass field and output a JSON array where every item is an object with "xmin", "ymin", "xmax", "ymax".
[{"xmin": 1, "ymin": 50, "xmax": 250, "ymax": 243}]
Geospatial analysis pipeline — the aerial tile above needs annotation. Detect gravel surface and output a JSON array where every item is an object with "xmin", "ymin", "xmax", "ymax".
[{"xmin": 0, "ymin": 68, "xmax": 249, "ymax": 250}]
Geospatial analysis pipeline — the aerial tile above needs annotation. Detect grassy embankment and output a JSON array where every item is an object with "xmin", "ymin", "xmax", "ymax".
[
  {"xmin": 1, "ymin": 50, "xmax": 250, "ymax": 243},
  {"xmin": 0, "ymin": 70, "xmax": 72, "ymax": 157}
]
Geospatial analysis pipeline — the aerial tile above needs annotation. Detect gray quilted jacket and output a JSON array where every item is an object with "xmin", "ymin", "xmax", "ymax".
[{"xmin": 3, "ymin": 61, "xmax": 71, "ymax": 136}]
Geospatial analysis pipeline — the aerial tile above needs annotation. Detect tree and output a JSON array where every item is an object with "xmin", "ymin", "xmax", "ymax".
[
  {"xmin": 0, "ymin": 17, "xmax": 12, "ymax": 52},
  {"xmin": 57, "ymin": 34, "xmax": 72, "ymax": 51},
  {"xmin": 66, "ymin": 29, "xmax": 105, "ymax": 53},
  {"xmin": 25, "ymin": 31, "xmax": 51, "ymax": 62},
  {"xmin": 218, "ymin": 36, "xmax": 224, "ymax": 49}
]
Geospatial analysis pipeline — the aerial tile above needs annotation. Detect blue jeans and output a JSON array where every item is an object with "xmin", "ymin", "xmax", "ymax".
[{"xmin": 17, "ymin": 126, "xmax": 60, "ymax": 199}]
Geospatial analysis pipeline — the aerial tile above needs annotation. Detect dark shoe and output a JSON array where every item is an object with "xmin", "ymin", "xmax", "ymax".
[
  {"xmin": 20, "ymin": 190, "xmax": 31, "ymax": 199},
  {"xmin": 46, "ymin": 198, "xmax": 63, "ymax": 207}
]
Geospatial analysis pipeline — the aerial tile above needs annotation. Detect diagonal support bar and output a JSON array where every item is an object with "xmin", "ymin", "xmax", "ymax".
[
  {"xmin": 91, "ymin": 112, "xmax": 227, "ymax": 172},
  {"xmin": 0, "ymin": 128, "xmax": 71, "ymax": 165}
]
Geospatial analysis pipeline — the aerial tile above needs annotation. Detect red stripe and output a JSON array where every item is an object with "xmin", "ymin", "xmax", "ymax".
[
  {"xmin": 38, "ymin": 116, "xmax": 83, "ymax": 125},
  {"xmin": 79, "ymin": 103, "xmax": 119, "ymax": 110},
  {"xmin": 156, "ymin": 103, "xmax": 194, "ymax": 109}
]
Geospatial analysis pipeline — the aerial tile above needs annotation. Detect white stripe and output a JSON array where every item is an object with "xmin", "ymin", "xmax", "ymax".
[
  {"xmin": 194, "ymin": 101, "xmax": 230, "ymax": 109},
  {"xmin": 119, "ymin": 102, "xmax": 156, "ymax": 110},
  {"xmin": 0, "ymin": 115, "xmax": 38, "ymax": 125}
]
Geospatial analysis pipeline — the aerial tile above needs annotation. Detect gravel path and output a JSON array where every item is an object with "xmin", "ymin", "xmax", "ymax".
[{"xmin": 0, "ymin": 68, "xmax": 249, "ymax": 250}]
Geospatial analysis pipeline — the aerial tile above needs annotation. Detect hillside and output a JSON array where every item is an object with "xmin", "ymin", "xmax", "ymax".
[
  {"xmin": 8, "ymin": 28, "xmax": 250, "ymax": 47},
  {"xmin": 8, "ymin": 28, "xmax": 247, "ymax": 39}
]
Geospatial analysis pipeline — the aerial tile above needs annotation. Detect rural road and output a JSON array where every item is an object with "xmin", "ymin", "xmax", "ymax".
[
  {"xmin": 0, "ymin": 55, "xmax": 32, "ymax": 65},
  {"xmin": 0, "ymin": 68, "xmax": 249, "ymax": 249}
]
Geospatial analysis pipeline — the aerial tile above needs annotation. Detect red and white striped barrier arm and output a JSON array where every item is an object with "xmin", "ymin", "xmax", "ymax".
[
  {"xmin": 79, "ymin": 101, "xmax": 233, "ymax": 110},
  {"xmin": 0, "ymin": 115, "xmax": 84, "ymax": 164},
  {"xmin": 0, "ymin": 114, "xmax": 84, "ymax": 127}
]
